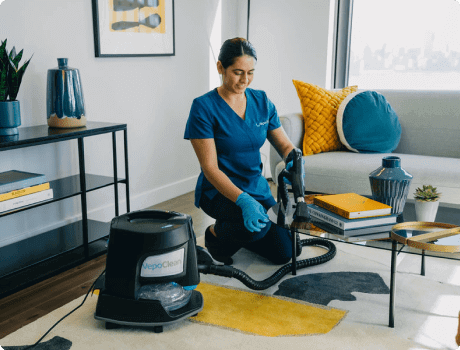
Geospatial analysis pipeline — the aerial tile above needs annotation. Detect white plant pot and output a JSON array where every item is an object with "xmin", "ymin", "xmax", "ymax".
[{"xmin": 415, "ymin": 200, "xmax": 440, "ymax": 222}]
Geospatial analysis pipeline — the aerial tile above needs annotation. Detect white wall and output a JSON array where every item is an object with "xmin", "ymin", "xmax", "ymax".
[
  {"xmin": 0, "ymin": 0, "xmax": 333, "ymax": 247},
  {"xmin": 250, "ymin": 0, "xmax": 333, "ymax": 114},
  {"xmin": 249, "ymin": 0, "xmax": 334, "ymax": 177}
]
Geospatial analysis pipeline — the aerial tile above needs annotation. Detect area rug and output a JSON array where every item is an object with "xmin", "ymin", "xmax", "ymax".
[{"xmin": 2, "ymin": 237, "xmax": 460, "ymax": 349}]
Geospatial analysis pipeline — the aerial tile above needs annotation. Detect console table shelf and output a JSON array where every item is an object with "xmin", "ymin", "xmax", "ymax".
[
  {"xmin": 0, "ymin": 122, "xmax": 130, "ymax": 299},
  {"xmin": 0, "ymin": 174, "xmax": 126, "ymax": 217},
  {"xmin": 0, "ymin": 220, "xmax": 109, "ymax": 279}
]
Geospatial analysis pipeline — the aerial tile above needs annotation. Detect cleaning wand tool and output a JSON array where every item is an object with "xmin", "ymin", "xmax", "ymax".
[
  {"xmin": 276, "ymin": 148, "xmax": 312, "ymax": 274},
  {"xmin": 277, "ymin": 148, "xmax": 310, "ymax": 228}
]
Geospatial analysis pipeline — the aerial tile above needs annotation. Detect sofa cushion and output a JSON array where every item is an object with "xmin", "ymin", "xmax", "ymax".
[
  {"xmin": 273, "ymin": 151, "xmax": 460, "ymax": 205},
  {"xmin": 336, "ymin": 91, "xmax": 402, "ymax": 153},
  {"xmin": 292, "ymin": 80, "xmax": 358, "ymax": 156}
]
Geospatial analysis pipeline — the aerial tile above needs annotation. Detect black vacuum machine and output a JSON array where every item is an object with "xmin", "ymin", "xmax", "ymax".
[{"xmin": 94, "ymin": 210, "xmax": 204, "ymax": 333}]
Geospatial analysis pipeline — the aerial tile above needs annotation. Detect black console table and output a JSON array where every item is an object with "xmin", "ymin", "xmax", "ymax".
[{"xmin": 0, "ymin": 122, "xmax": 130, "ymax": 298}]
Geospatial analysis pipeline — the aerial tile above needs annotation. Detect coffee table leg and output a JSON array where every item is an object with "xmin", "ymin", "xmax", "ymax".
[
  {"xmin": 389, "ymin": 239, "xmax": 397, "ymax": 328},
  {"xmin": 421, "ymin": 249, "xmax": 425, "ymax": 276}
]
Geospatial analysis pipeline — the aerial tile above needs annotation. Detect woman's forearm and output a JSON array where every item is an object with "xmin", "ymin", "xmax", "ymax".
[
  {"xmin": 202, "ymin": 167, "xmax": 243, "ymax": 203},
  {"xmin": 267, "ymin": 127, "xmax": 296, "ymax": 161}
]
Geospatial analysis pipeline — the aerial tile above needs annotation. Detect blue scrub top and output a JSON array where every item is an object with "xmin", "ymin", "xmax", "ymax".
[{"xmin": 184, "ymin": 88, "xmax": 282, "ymax": 208}]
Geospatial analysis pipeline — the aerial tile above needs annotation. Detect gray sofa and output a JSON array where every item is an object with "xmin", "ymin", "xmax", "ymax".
[{"xmin": 270, "ymin": 90, "xmax": 460, "ymax": 214}]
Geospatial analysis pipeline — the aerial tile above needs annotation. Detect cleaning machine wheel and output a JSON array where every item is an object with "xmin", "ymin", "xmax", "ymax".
[
  {"xmin": 153, "ymin": 326, "xmax": 163, "ymax": 333},
  {"xmin": 105, "ymin": 322, "xmax": 121, "ymax": 330}
]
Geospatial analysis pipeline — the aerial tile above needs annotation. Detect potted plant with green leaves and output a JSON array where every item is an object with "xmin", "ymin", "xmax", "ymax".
[
  {"xmin": 0, "ymin": 39, "xmax": 33, "ymax": 136},
  {"xmin": 414, "ymin": 185, "xmax": 442, "ymax": 222}
]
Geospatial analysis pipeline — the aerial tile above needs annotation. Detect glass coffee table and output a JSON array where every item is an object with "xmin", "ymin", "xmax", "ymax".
[
  {"xmin": 388, "ymin": 222, "xmax": 460, "ymax": 327},
  {"xmin": 268, "ymin": 197, "xmax": 460, "ymax": 328}
]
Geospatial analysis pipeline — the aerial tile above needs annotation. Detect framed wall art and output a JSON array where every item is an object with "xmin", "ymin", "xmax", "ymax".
[{"xmin": 91, "ymin": 0, "xmax": 175, "ymax": 57}]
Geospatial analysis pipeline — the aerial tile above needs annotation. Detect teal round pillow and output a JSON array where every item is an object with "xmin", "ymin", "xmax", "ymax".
[{"xmin": 336, "ymin": 91, "xmax": 401, "ymax": 153}]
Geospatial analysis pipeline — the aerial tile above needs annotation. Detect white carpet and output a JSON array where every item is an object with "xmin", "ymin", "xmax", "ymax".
[{"xmin": 1, "ymin": 234, "xmax": 460, "ymax": 350}]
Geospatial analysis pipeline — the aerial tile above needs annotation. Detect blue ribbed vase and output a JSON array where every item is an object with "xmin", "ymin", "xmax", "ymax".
[
  {"xmin": 369, "ymin": 156, "xmax": 413, "ymax": 218},
  {"xmin": 46, "ymin": 58, "xmax": 86, "ymax": 128}
]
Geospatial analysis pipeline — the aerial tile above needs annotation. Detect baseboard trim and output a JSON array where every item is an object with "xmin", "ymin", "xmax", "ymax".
[{"xmin": 89, "ymin": 175, "xmax": 198, "ymax": 221}]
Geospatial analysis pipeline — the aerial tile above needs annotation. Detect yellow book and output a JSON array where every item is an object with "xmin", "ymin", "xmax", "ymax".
[
  {"xmin": 313, "ymin": 193, "xmax": 392, "ymax": 219},
  {"xmin": 0, "ymin": 182, "xmax": 50, "ymax": 202}
]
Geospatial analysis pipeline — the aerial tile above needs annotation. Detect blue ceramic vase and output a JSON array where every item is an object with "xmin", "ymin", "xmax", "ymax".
[
  {"xmin": 369, "ymin": 156, "xmax": 413, "ymax": 220},
  {"xmin": 46, "ymin": 58, "xmax": 86, "ymax": 128}
]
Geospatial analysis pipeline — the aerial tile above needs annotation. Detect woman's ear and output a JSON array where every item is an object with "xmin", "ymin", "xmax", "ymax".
[{"xmin": 217, "ymin": 61, "xmax": 224, "ymax": 75}]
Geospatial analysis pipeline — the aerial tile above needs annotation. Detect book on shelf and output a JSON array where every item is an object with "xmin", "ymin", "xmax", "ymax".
[
  {"xmin": 310, "ymin": 217, "xmax": 394, "ymax": 238},
  {"xmin": 307, "ymin": 204, "xmax": 397, "ymax": 229},
  {"xmin": 0, "ymin": 170, "xmax": 47, "ymax": 194},
  {"xmin": 0, "ymin": 182, "xmax": 50, "ymax": 202},
  {"xmin": 313, "ymin": 193, "xmax": 392, "ymax": 219},
  {"xmin": 0, "ymin": 188, "xmax": 53, "ymax": 213}
]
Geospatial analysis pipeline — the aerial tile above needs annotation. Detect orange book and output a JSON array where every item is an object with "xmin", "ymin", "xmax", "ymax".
[{"xmin": 313, "ymin": 193, "xmax": 392, "ymax": 219}]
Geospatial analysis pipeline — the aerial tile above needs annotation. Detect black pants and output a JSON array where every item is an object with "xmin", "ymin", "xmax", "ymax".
[{"xmin": 199, "ymin": 192, "xmax": 294, "ymax": 265}]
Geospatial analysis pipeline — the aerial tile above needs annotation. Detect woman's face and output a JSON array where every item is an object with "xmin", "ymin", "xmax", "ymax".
[{"xmin": 218, "ymin": 55, "xmax": 255, "ymax": 95}]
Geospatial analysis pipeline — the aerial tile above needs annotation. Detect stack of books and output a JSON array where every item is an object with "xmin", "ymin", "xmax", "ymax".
[
  {"xmin": 0, "ymin": 170, "xmax": 53, "ymax": 213},
  {"xmin": 308, "ymin": 193, "xmax": 398, "ymax": 237}
]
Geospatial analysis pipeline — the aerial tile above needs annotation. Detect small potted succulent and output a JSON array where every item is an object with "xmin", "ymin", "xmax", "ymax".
[
  {"xmin": 0, "ymin": 39, "xmax": 33, "ymax": 136},
  {"xmin": 414, "ymin": 185, "xmax": 442, "ymax": 222}
]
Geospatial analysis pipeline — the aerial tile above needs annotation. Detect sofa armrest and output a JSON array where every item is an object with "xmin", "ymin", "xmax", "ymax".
[{"xmin": 269, "ymin": 113, "xmax": 304, "ymax": 183}]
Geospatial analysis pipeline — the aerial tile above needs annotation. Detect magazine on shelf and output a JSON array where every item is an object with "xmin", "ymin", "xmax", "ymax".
[
  {"xmin": 0, "ymin": 188, "xmax": 53, "ymax": 213},
  {"xmin": 308, "ymin": 204, "xmax": 397, "ymax": 229},
  {"xmin": 0, "ymin": 182, "xmax": 50, "ymax": 202},
  {"xmin": 310, "ymin": 218, "xmax": 395, "ymax": 238},
  {"xmin": 0, "ymin": 170, "xmax": 47, "ymax": 194}
]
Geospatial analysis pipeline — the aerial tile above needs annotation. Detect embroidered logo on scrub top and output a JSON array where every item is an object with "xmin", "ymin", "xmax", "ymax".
[{"xmin": 256, "ymin": 120, "xmax": 269, "ymax": 127}]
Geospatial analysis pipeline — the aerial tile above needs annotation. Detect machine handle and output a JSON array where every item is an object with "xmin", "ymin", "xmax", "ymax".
[{"xmin": 127, "ymin": 209, "xmax": 189, "ymax": 223}]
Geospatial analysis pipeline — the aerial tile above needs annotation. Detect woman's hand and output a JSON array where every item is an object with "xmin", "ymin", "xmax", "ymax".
[
  {"xmin": 284, "ymin": 148, "xmax": 305, "ymax": 185},
  {"xmin": 235, "ymin": 192, "xmax": 269, "ymax": 232}
]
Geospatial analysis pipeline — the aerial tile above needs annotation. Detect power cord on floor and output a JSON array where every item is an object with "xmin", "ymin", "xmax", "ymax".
[{"xmin": 20, "ymin": 269, "xmax": 106, "ymax": 350}]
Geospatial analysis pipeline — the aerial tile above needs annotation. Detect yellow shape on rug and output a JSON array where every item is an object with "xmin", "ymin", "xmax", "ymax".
[{"xmin": 191, "ymin": 282, "xmax": 347, "ymax": 337}]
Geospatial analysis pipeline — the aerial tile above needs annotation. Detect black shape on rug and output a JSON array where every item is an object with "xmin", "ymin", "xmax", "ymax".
[
  {"xmin": 274, "ymin": 272, "xmax": 390, "ymax": 306},
  {"xmin": 2, "ymin": 336, "xmax": 72, "ymax": 350}
]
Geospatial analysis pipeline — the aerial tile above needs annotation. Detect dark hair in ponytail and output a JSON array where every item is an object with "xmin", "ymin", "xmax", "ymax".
[{"xmin": 218, "ymin": 37, "xmax": 257, "ymax": 69}]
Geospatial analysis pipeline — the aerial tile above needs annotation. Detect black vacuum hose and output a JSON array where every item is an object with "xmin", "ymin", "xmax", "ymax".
[{"xmin": 198, "ymin": 237, "xmax": 336, "ymax": 290}]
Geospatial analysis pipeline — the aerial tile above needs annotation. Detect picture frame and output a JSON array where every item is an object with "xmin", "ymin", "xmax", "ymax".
[{"xmin": 91, "ymin": 0, "xmax": 175, "ymax": 57}]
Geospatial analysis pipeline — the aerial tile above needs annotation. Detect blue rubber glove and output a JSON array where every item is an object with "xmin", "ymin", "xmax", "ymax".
[{"xmin": 235, "ymin": 192, "xmax": 269, "ymax": 233}]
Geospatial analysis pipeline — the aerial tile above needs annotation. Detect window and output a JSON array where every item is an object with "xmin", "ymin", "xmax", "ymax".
[{"xmin": 335, "ymin": 0, "xmax": 460, "ymax": 90}]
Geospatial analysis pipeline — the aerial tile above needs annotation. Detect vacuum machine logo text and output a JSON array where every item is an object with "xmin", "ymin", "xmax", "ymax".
[
  {"xmin": 140, "ymin": 248, "xmax": 185, "ymax": 277},
  {"xmin": 143, "ymin": 259, "xmax": 182, "ymax": 270}
]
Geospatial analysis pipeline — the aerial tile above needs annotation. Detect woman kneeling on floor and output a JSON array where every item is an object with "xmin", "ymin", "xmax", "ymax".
[{"xmin": 184, "ymin": 37, "xmax": 302, "ymax": 265}]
